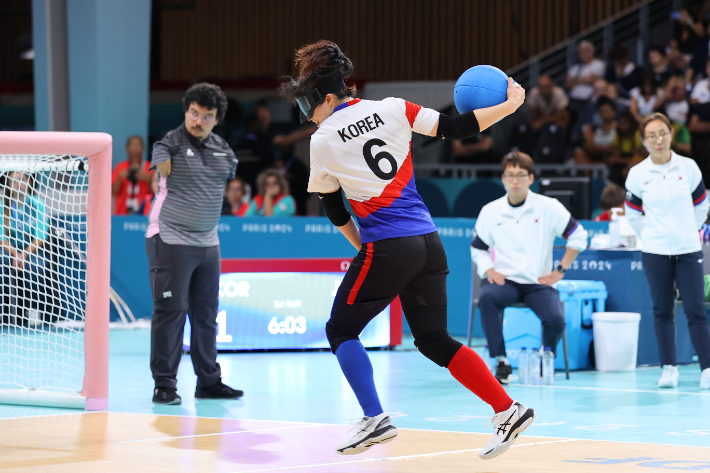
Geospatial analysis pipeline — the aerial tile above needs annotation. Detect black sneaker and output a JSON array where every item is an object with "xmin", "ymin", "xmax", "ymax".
[
  {"xmin": 495, "ymin": 361, "xmax": 514, "ymax": 385},
  {"xmin": 195, "ymin": 380, "xmax": 244, "ymax": 400},
  {"xmin": 152, "ymin": 387, "xmax": 181, "ymax": 405}
]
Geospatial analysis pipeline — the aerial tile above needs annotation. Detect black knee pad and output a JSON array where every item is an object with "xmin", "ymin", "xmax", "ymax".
[
  {"xmin": 326, "ymin": 320, "xmax": 359, "ymax": 354},
  {"xmin": 414, "ymin": 330, "xmax": 463, "ymax": 367}
]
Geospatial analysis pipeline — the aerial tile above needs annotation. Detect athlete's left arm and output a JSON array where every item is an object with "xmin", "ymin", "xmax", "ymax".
[
  {"xmin": 337, "ymin": 217, "xmax": 362, "ymax": 250},
  {"xmin": 689, "ymin": 161, "xmax": 709, "ymax": 229}
]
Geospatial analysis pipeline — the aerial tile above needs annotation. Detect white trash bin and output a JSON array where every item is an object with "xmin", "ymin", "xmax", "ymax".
[{"xmin": 591, "ymin": 312, "xmax": 641, "ymax": 372}]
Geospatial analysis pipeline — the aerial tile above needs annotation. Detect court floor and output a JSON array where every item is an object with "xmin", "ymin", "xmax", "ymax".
[{"xmin": 1, "ymin": 329, "xmax": 709, "ymax": 472}]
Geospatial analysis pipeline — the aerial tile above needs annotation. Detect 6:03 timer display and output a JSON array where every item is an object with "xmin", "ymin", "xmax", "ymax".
[{"xmin": 268, "ymin": 316, "xmax": 307, "ymax": 335}]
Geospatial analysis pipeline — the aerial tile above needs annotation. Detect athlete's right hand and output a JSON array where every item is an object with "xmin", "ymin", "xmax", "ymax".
[
  {"xmin": 506, "ymin": 77, "xmax": 525, "ymax": 112},
  {"xmin": 486, "ymin": 269, "xmax": 506, "ymax": 286}
]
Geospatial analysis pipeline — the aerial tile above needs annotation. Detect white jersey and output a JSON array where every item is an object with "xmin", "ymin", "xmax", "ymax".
[{"xmin": 308, "ymin": 98, "xmax": 440, "ymax": 243}]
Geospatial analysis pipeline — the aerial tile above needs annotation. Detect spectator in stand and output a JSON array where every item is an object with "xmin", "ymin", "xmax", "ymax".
[
  {"xmin": 669, "ymin": 8, "xmax": 704, "ymax": 70},
  {"xmin": 245, "ymin": 169, "xmax": 296, "ymax": 217},
  {"xmin": 688, "ymin": 20, "xmax": 710, "ymax": 82},
  {"xmin": 690, "ymin": 58, "xmax": 710, "ymax": 105},
  {"xmin": 451, "ymin": 130, "xmax": 497, "ymax": 164},
  {"xmin": 565, "ymin": 41, "xmax": 606, "ymax": 104},
  {"xmin": 575, "ymin": 97, "xmax": 618, "ymax": 165},
  {"xmin": 111, "ymin": 136, "xmax": 153, "ymax": 215},
  {"xmin": 646, "ymin": 45, "xmax": 676, "ymax": 87},
  {"xmin": 0, "ymin": 172, "xmax": 50, "ymax": 325},
  {"xmin": 594, "ymin": 184, "xmax": 626, "ymax": 221},
  {"xmin": 657, "ymin": 76, "xmax": 690, "ymax": 123},
  {"xmin": 609, "ymin": 111, "xmax": 645, "ymax": 184},
  {"xmin": 234, "ymin": 103, "xmax": 275, "ymax": 191},
  {"xmin": 572, "ymin": 78, "xmax": 622, "ymax": 145},
  {"xmin": 630, "ymin": 73, "xmax": 662, "ymax": 124},
  {"xmin": 222, "ymin": 176, "xmax": 250, "ymax": 217},
  {"xmin": 528, "ymin": 75, "xmax": 570, "ymax": 131},
  {"xmin": 605, "ymin": 44, "xmax": 641, "ymax": 98},
  {"xmin": 688, "ymin": 80, "xmax": 710, "ymax": 185}
]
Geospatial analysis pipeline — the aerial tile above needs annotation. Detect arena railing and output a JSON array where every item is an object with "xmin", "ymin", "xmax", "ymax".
[{"xmin": 413, "ymin": 164, "xmax": 609, "ymax": 181}]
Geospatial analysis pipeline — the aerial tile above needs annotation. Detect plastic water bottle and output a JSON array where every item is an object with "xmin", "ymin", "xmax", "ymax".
[
  {"xmin": 482, "ymin": 345, "xmax": 495, "ymax": 373},
  {"xmin": 528, "ymin": 347, "xmax": 541, "ymax": 385},
  {"xmin": 609, "ymin": 208, "xmax": 621, "ymax": 247},
  {"xmin": 542, "ymin": 346, "xmax": 555, "ymax": 385},
  {"xmin": 518, "ymin": 347, "xmax": 529, "ymax": 384}
]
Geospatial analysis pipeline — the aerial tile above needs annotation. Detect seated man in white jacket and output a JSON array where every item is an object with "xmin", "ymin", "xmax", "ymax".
[{"xmin": 471, "ymin": 152, "xmax": 588, "ymax": 384}]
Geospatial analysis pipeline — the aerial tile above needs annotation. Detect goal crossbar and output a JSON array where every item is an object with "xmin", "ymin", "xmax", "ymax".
[{"xmin": 0, "ymin": 131, "xmax": 111, "ymax": 411}]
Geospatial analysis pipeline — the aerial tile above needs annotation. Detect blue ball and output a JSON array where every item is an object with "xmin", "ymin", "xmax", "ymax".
[{"xmin": 454, "ymin": 65, "xmax": 509, "ymax": 114}]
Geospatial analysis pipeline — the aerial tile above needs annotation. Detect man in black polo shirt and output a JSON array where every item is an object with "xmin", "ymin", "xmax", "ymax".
[{"xmin": 146, "ymin": 83, "xmax": 242, "ymax": 404}]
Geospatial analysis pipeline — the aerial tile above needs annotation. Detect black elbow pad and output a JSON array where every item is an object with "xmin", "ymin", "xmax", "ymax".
[
  {"xmin": 437, "ymin": 111, "xmax": 481, "ymax": 140},
  {"xmin": 319, "ymin": 191, "xmax": 351, "ymax": 227}
]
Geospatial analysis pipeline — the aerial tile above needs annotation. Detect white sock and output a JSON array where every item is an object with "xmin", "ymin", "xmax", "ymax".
[{"xmin": 496, "ymin": 356, "xmax": 509, "ymax": 365}]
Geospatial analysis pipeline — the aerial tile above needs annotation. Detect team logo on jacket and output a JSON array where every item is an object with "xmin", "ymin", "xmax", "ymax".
[{"xmin": 187, "ymin": 148, "xmax": 195, "ymax": 156}]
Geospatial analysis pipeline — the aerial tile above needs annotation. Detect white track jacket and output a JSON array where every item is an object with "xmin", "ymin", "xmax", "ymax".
[
  {"xmin": 624, "ymin": 151, "xmax": 708, "ymax": 256},
  {"xmin": 470, "ymin": 191, "xmax": 588, "ymax": 284}
]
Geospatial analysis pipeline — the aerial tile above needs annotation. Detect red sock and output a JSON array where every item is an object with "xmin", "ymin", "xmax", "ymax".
[{"xmin": 448, "ymin": 345, "xmax": 513, "ymax": 413}]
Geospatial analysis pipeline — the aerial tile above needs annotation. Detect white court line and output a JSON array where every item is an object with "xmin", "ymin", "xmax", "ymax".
[
  {"xmin": 520, "ymin": 384, "xmax": 710, "ymax": 396},
  {"xmin": 230, "ymin": 438, "xmax": 577, "ymax": 472},
  {"xmin": 117, "ymin": 423, "xmax": 327, "ymax": 444}
]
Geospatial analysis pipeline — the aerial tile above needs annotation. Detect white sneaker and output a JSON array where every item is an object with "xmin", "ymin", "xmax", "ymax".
[
  {"xmin": 335, "ymin": 413, "xmax": 398, "ymax": 455},
  {"xmin": 479, "ymin": 401, "xmax": 535, "ymax": 460},
  {"xmin": 658, "ymin": 365, "xmax": 679, "ymax": 388},
  {"xmin": 700, "ymin": 368, "xmax": 710, "ymax": 389}
]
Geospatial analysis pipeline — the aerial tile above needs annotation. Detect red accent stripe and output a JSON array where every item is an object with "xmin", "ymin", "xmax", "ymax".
[
  {"xmin": 347, "ymin": 243, "xmax": 374, "ymax": 305},
  {"xmin": 625, "ymin": 199, "xmax": 643, "ymax": 212},
  {"xmin": 405, "ymin": 100, "xmax": 422, "ymax": 127},
  {"xmin": 348, "ymin": 98, "xmax": 361, "ymax": 106},
  {"xmin": 348, "ymin": 143, "xmax": 414, "ymax": 218},
  {"xmin": 694, "ymin": 190, "xmax": 707, "ymax": 205},
  {"xmin": 390, "ymin": 296, "xmax": 402, "ymax": 346}
]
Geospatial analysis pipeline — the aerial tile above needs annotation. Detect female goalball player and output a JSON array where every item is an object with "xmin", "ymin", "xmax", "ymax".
[{"xmin": 280, "ymin": 40, "xmax": 535, "ymax": 459}]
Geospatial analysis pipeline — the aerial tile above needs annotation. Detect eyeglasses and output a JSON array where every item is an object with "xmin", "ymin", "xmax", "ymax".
[
  {"xmin": 188, "ymin": 109, "xmax": 216, "ymax": 124},
  {"xmin": 503, "ymin": 173, "xmax": 530, "ymax": 181},
  {"xmin": 645, "ymin": 131, "xmax": 671, "ymax": 142}
]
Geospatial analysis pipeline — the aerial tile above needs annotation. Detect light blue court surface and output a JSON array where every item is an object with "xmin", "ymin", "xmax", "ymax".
[{"xmin": 1, "ymin": 329, "xmax": 709, "ymax": 450}]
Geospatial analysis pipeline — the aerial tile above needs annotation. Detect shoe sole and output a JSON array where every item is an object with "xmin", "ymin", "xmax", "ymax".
[
  {"xmin": 336, "ymin": 426, "xmax": 398, "ymax": 455},
  {"xmin": 497, "ymin": 375, "xmax": 514, "ymax": 385},
  {"xmin": 152, "ymin": 398, "xmax": 182, "ymax": 405},
  {"xmin": 195, "ymin": 394, "xmax": 244, "ymax": 400},
  {"xmin": 479, "ymin": 408, "xmax": 536, "ymax": 460},
  {"xmin": 657, "ymin": 381, "xmax": 678, "ymax": 388}
]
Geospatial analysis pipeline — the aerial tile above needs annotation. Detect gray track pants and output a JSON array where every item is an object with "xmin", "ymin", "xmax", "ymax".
[{"xmin": 145, "ymin": 234, "xmax": 222, "ymax": 389}]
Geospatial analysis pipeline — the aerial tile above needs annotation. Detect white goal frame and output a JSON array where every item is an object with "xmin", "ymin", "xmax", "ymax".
[{"xmin": 0, "ymin": 131, "xmax": 111, "ymax": 410}]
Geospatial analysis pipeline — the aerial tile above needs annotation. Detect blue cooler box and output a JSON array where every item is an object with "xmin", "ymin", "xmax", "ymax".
[{"xmin": 502, "ymin": 280, "xmax": 607, "ymax": 370}]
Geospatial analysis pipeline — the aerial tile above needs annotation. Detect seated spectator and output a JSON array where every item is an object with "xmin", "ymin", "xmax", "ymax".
[
  {"xmin": 630, "ymin": 73, "xmax": 662, "ymax": 124},
  {"xmin": 657, "ymin": 76, "xmax": 690, "ymax": 123},
  {"xmin": 222, "ymin": 176, "xmax": 250, "ymax": 217},
  {"xmin": 0, "ymin": 172, "xmax": 50, "ymax": 325},
  {"xmin": 234, "ymin": 103, "xmax": 276, "ymax": 191},
  {"xmin": 111, "ymin": 136, "xmax": 153, "ymax": 215},
  {"xmin": 575, "ymin": 97, "xmax": 618, "ymax": 164},
  {"xmin": 470, "ymin": 151, "xmax": 587, "ymax": 383},
  {"xmin": 451, "ymin": 130, "xmax": 497, "ymax": 164},
  {"xmin": 669, "ymin": 8, "xmax": 704, "ymax": 70},
  {"xmin": 605, "ymin": 44, "xmax": 641, "ymax": 98},
  {"xmin": 565, "ymin": 40, "xmax": 606, "ymax": 104},
  {"xmin": 528, "ymin": 75, "xmax": 569, "ymax": 131},
  {"xmin": 246, "ymin": 169, "xmax": 296, "ymax": 217},
  {"xmin": 139, "ymin": 171, "xmax": 160, "ymax": 217},
  {"xmin": 646, "ymin": 45, "xmax": 676, "ymax": 87},
  {"xmin": 594, "ymin": 184, "xmax": 626, "ymax": 221},
  {"xmin": 609, "ymin": 111, "xmax": 645, "ymax": 184},
  {"xmin": 690, "ymin": 58, "xmax": 710, "ymax": 105},
  {"xmin": 672, "ymin": 121, "xmax": 693, "ymax": 157},
  {"xmin": 688, "ymin": 20, "xmax": 710, "ymax": 82},
  {"xmin": 688, "ymin": 97, "xmax": 710, "ymax": 185}
]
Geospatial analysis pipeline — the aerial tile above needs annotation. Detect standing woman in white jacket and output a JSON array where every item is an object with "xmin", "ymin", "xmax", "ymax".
[{"xmin": 625, "ymin": 112, "xmax": 710, "ymax": 390}]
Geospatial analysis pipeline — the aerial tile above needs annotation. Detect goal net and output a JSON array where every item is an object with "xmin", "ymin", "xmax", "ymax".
[{"xmin": 0, "ymin": 132, "xmax": 111, "ymax": 410}]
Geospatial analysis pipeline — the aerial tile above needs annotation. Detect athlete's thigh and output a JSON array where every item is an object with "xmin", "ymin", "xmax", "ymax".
[
  {"xmin": 329, "ymin": 236, "xmax": 425, "ymax": 335},
  {"xmin": 399, "ymin": 232, "xmax": 449, "ymax": 309}
]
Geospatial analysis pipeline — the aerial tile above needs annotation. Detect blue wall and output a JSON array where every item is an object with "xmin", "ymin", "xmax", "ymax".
[{"xmin": 111, "ymin": 216, "xmax": 609, "ymax": 338}]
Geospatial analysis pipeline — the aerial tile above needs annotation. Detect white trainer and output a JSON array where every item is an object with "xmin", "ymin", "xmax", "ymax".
[
  {"xmin": 700, "ymin": 368, "xmax": 710, "ymax": 389},
  {"xmin": 658, "ymin": 365, "xmax": 679, "ymax": 388},
  {"xmin": 479, "ymin": 401, "xmax": 535, "ymax": 460},
  {"xmin": 335, "ymin": 413, "xmax": 398, "ymax": 455}
]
